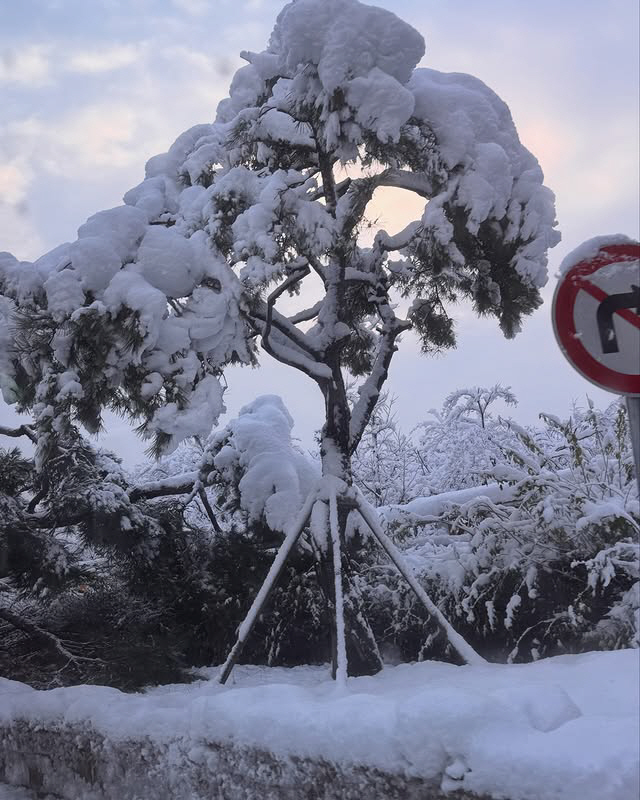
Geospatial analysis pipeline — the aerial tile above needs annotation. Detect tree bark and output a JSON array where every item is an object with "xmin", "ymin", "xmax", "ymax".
[{"xmin": 318, "ymin": 376, "xmax": 383, "ymax": 677}]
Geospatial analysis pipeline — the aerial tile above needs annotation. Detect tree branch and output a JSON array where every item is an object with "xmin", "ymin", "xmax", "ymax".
[
  {"xmin": 198, "ymin": 488, "xmax": 222, "ymax": 533},
  {"xmin": 251, "ymin": 297, "xmax": 322, "ymax": 357},
  {"xmin": 349, "ymin": 290, "xmax": 411, "ymax": 454},
  {"xmin": 0, "ymin": 606, "xmax": 102, "ymax": 666},
  {"xmin": 288, "ymin": 299, "xmax": 324, "ymax": 325},
  {"xmin": 260, "ymin": 267, "xmax": 332, "ymax": 381},
  {"xmin": 128, "ymin": 472, "xmax": 199, "ymax": 502},
  {"xmin": 0, "ymin": 424, "xmax": 37, "ymax": 444},
  {"xmin": 377, "ymin": 168, "xmax": 433, "ymax": 198}
]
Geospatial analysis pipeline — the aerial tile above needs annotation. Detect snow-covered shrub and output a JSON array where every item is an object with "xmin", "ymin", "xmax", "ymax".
[
  {"xmin": 351, "ymin": 393, "xmax": 425, "ymax": 506},
  {"xmin": 366, "ymin": 401, "xmax": 639, "ymax": 662},
  {"xmin": 0, "ymin": 437, "xmax": 214, "ymax": 689},
  {"xmin": 415, "ymin": 385, "xmax": 520, "ymax": 494}
]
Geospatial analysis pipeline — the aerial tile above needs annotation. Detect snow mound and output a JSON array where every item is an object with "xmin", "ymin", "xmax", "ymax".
[{"xmin": 210, "ymin": 394, "xmax": 318, "ymax": 533}]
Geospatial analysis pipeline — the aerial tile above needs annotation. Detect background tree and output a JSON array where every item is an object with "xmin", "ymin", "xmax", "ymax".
[
  {"xmin": 0, "ymin": 0, "xmax": 559, "ymax": 675},
  {"xmin": 351, "ymin": 392, "xmax": 424, "ymax": 506},
  {"xmin": 416, "ymin": 384, "xmax": 520, "ymax": 493}
]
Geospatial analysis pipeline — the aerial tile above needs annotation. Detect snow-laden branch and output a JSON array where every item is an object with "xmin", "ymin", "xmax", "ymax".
[
  {"xmin": 288, "ymin": 299, "xmax": 324, "ymax": 325},
  {"xmin": 252, "ymin": 297, "xmax": 322, "ymax": 357},
  {"xmin": 343, "ymin": 268, "xmax": 377, "ymax": 286},
  {"xmin": 377, "ymin": 168, "xmax": 433, "ymax": 199},
  {"xmin": 261, "ymin": 267, "xmax": 333, "ymax": 380},
  {"xmin": 0, "ymin": 424, "xmax": 37, "ymax": 444},
  {"xmin": 261, "ymin": 330, "xmax": 333, "ymax": 380},
  {"xmin": 376, "ymin": 220, "xmax": 422, "ymax": 252},
  {"xmin": 128, "ymin": 471, "xmax": 199, "ymax": 502}
]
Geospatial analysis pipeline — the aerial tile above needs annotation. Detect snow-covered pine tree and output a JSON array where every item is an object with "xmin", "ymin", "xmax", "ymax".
[{"xmin": 0, "ymin": 0, "xmax": 559, "ymax": 675}]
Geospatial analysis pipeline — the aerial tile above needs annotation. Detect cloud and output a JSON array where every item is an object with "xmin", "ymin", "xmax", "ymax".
[
  {"xmin": 170, "ymin": 0, "xmax": 210, "ymax": 16},
  {"xmin": 65, "ymin": 43, "xmax": 142, "ymax": 74},
  {"xmin": 0, "ymin": 44, "xmax": 52, "ymax": 86}
]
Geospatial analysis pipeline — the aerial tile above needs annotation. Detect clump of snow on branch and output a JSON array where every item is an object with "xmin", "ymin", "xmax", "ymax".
[
  {"xmin": 408, "ymin": 69, "xmax": 559, "ymax": 288},
  {"xmin": 199, "ymin": 395, "xmax": 318, "ymax": 533}
]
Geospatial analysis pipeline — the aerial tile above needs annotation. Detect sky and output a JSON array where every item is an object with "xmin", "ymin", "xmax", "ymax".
[{"xmin": 1, "ymin": 0, "xmax": 639, "ymax": 464}]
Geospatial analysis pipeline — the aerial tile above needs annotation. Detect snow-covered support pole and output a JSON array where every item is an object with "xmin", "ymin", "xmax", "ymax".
[
  {"xmin": 218, "ymin": 487, "xmax": 319, "ymax": 685},
  {"xmin": 328, "ymin": 483, "xmax": 348, "ymax": 686},
  {"xmin": 353, "ymin": 487, "xmax": 486, "ymax": 666}
]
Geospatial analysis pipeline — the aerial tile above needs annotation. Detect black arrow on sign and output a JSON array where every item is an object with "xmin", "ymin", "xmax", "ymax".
[{"xmin": 596, "ymin": 284, "xmax": 640, "ymax": 354}]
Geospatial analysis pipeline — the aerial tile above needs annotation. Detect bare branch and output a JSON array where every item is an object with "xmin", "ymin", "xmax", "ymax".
[
  {"xmin": 338, "ymin": 176, "xmax": 380, "ymax": 239},
  {"xmin": 198, "ymin": 488, "xmax": 222, "ymax": 533}
]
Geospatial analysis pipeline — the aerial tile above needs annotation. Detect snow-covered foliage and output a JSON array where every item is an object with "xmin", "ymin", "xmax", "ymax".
[
  {"xmin": 415, "ymin": 384, "xmax": 520, "ymax": 493},
  {"xmin": 193, "ymin": 395, "xmax": 317, "ymax": 534},
  {"xmin": 0, "ymin": 431, "xmax": 229, "ymax": 690},
  {"xmin": 369, "ymin": 400, "xmax": 639, "ymax": 661},
  {"xmin": 0, "ymin": 0, "xmax": 558, "ymax": 470},
  {"xmin": 351, "ymin": 393, "xmax": 424, "ymax": 505}
]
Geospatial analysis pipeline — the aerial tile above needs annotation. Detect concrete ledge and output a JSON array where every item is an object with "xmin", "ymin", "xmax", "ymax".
[{"xmin": 0, "ymin": 721, "xmax": 490, "ymax": 800}]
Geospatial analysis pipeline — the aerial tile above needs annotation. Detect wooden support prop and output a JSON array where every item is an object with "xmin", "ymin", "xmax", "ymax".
[
  {"xmin": 329, "ymin": 485, "xmax": 348, "ymax": 686},
  {"xmin": 352, "ymin": 488, "xmax": 486, "ymax": 666},
  {"xmin": 218, "ymin": 487, "xmax": 319, "ymax": 685}
]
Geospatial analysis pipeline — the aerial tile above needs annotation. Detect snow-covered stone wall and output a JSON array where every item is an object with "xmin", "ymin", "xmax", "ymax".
[
  {"xmin": 0, "ymin": 721, "xmax": 487, "ymax": 800},
  {"xmin": 1, "ymin": 651, "xmax": 637, "ymax": 800}
]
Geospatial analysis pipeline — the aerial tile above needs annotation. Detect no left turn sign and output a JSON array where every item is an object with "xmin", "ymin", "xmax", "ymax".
[{"xmin": 552, "ymin": 240, "xmax": 640, "ymax": 396}]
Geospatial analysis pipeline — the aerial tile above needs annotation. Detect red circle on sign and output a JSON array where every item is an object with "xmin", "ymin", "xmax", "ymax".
[{"xmin": 552, "ymin": 243, "xmax": 640, "ymax": 396}]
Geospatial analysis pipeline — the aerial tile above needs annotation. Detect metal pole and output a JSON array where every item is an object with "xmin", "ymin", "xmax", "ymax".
[{"xmin": 626, "ymin": 396, "xmax": 640, "ymax": 499}]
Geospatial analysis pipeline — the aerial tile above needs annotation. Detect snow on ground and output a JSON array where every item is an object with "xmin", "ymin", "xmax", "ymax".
[{"xmin": 1, "ymin": 650, "xmax": 638, "ymax": 800}]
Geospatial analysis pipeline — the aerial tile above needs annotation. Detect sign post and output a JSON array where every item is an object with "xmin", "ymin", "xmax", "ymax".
[{"xmin": 552, "ymin": 238, "xmax": 640, "ymax": 496}]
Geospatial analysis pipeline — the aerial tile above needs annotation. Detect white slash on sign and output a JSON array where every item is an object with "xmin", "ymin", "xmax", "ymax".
[{"xmin": 552, "ymin": 238, "xmax": 640, "ymax": 396}]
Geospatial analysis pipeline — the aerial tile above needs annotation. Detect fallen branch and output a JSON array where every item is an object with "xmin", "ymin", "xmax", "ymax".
[{"xmin": 0, "ymin": 607, "xmax": 102, "ymax": 667}]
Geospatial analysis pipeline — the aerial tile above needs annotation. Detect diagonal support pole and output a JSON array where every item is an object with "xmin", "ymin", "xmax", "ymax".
[
  {"xmin": 352, "ymin": 487, "xmax": 486, "ymax": 666},
  {"xmin": 329, "ymin": 484, "xmax": 348, "ymax": 686},
  {"xmin": 218, "ymin": 487, "xmax": 319, "ymax": 684}
]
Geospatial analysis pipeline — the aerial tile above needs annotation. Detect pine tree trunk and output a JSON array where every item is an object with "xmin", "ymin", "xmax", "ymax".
[{"xmin": 319, "ymin": 377, "xmax": 383, "ymax": 677}]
